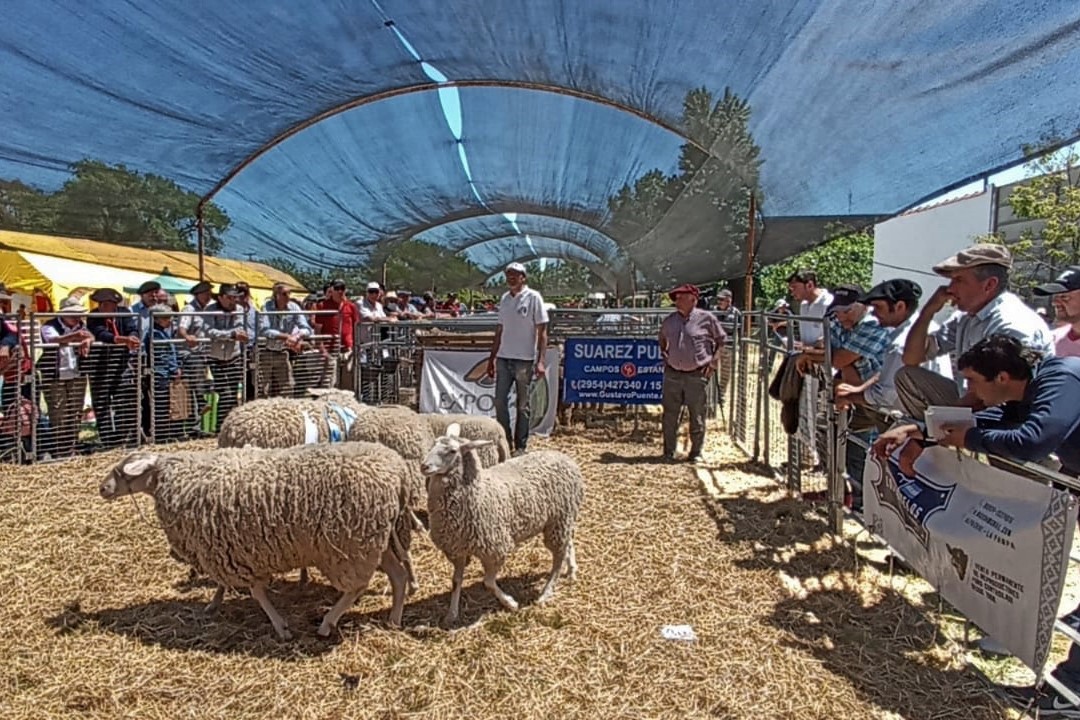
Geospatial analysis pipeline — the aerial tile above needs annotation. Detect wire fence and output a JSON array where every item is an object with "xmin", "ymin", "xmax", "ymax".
[{"xmin": 0, "ymin": 307, "xmax": 734, "ymax": 463}]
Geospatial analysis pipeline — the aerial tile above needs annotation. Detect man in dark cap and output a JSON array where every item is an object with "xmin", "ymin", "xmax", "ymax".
[
  {"xmin": 86, "ymin": 287, "xmax": 141, "ymax": 447},
  {"xmin": 1034, "ymin": 265, "xmax": 1080, "ymax": 358},
  {"xmin": 831, "ymin": 279, "xmax": 951, "ymax": 414},
  {"xmin": 131, "ymin": 280, "xmax": 162, "ymax": 323},
  {"xmin": 142, "ymin": 305, "xmax": 182, "ymax": 441},
  {"xmin": 657, "ymin": 283, "xmax": 727, "ymax": 463},
  {"xmin": 200, "ymin": 284, "xmax": 249, "ymax": 426}
]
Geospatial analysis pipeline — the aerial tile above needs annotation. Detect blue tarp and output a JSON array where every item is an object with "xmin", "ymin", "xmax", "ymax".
[{"xmin": 1, "ymin": 1, "xmax": 1079, "ymax": 288}]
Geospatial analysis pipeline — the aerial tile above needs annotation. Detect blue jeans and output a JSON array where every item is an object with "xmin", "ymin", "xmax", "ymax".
[{"xmin": 494, "ymin": 357, "xmax": 534, "ymax": 451}]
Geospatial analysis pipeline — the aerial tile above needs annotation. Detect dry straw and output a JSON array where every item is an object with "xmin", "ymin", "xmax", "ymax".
[{"xmin": 0, "ymin": 420, "xmax": 1009, "ymax": 719}]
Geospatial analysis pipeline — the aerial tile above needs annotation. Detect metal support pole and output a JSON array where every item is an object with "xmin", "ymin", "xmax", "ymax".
[
  {"xmin": 743, "ymin": 190, "xmax": 756, "ymax": 321},
  {"xmin": 196, "ymin": 202, "xmax": 206, "ymax": 282}
]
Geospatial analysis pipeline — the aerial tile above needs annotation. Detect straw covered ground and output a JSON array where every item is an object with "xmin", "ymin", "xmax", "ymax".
[{"xmin": 0, "ymin": 418, "xmax": 1016, "ymax": 719}]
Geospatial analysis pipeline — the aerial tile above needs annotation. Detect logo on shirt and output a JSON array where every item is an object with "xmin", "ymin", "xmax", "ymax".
[
  {"xmin": 869, "ymin": 455, "xmax": 955, "ymax": 549},
  {"xmin": 517, "ymin": 304, "xmax": 529, "ymax": 317}
]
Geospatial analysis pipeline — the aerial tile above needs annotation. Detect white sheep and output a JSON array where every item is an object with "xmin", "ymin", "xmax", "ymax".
[
  {"xmin": 422, "ymin": 413, "xmax": 510, "ymax": 468},
  {"xmin": 217, "ymin": 389, "xmax": 369, "ymax": 449},
  {"xmin": 347, "ymin": 405, "xmax": 436, "ymax": 512},
  {"xmin": 419, "ymin": 423, "xmax": 584, "ymax": 625},
  {"xmin": 100, "ymin": 442, "xmax": 414, "ymax": 640}
]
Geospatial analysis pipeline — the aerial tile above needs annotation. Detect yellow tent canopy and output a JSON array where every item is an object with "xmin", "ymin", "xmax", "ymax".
[{"xmin": 0, "ymin": 229, "xmax": 305, "ymax": 310}]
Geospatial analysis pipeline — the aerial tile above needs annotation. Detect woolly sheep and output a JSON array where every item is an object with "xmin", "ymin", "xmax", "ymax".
[
  {"xmin": 217, "ymin": 390, "xmax": 369, "ymax": 449},
  {"xmin": 347, "ymin": 405, "xmax": 436, "ymax": 511},
  {"xmin": 100, "ymin": 442, "xmax": 414, "ymax": 640},
  {"xmin": 423, "ymin": 414, "xmax": 510, "ymax": 468},
  {"xmin": 419, "ymin": 423, "xmax": 584, "ymax": 625}
]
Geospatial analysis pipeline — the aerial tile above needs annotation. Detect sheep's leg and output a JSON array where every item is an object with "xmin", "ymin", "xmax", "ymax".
[
  {"xmin": 318, "ymin": 588, "xmax": 364, "ymax": 638},
  {"xmin": 480, "ymin": 557, "xmax": 518, "ymax": 612},
  {"xmin": 380, "ymin": 548, "xmax": 408, "ymax": 627},
  {"xmin": 403, "ymin": 554, "xmax": 420, "ymax": 596},
  {"xmin": 445, "ymin": 556, "xmax": 468, "ymax": 625},
  {"xmin": 204, "ymin": 584, "xmax": 226, "ymax": 614},
  {"xmin": 250, "ymin": 582, "xmax": 292, "ymax": 640},
  {"xmin": 564, "ymin": 538, "xmax": 578, "ymax": 581},
  {"xmin": 537, "ymin": 545, "xmax": 569, "ymax": 604},
  {"xmin": 298, "ymin": 567, "xmax": 310, "ymax": 587}
]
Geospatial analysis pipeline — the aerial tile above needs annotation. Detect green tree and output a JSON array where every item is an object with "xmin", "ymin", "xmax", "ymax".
[
  {"xmin": 755, "ymin": 225, "xmax": 874, "ymax": 309},
  {"xmin": 0, "ymin": 179, "xmax": 57, "ymax": 231},
  {"xmin": 0, "ymin": 160, "xmax": 230, "ymax": 254},
  {"xmin": 605, "ymin": 87, "xmax": 762, "ymax": 286},
  {"xmin": 995, "ymin": 146, "xmax": 1080, "ymax": 297},
  {"xmin": 369, "ymin": 239, "xmax": 486, "ymax": 294}
]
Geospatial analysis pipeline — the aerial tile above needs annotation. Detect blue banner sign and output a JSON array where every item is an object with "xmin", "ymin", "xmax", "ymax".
[{"xmin": 563, "ymin": 337, "xmax": 664, "ymax": 405}]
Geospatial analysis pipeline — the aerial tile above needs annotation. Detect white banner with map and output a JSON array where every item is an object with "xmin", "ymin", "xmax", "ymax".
[{"xmin": 863, "ymin": 446, "xmax": 1077, "ymax": 672}]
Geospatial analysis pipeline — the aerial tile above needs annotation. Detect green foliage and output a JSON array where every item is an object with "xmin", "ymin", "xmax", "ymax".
[
  {"xmin": 995, "ymin": 147, "xmax": 1080, "ymax": 295},
  {"xmin": 606, "ymin": 86, "xmax": 762, "ymax": 286},
  {"xmin": 0, "ymin": 160, "xmax": 230, "ymax": 254},
  {"xmin": 492, "ymin": 260, "xmax": 606, "ymax": 295},
  {"xmin": 755, "ymin": 226, "xmax": 875, "ymax": 309}
]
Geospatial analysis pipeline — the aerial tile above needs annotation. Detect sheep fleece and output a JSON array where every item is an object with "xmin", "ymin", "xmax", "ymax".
[
  {"xmin": 347, "ymin": 406, "xmax": 435, "ymax": 507},
  {"xmin": 217, "ymin": 394, "xmax": 367, "ymax": 449},
  {"xmin": 144, "ymin": 443, "xmax": 410, "ymax": 590},
  {"xmin": 428, "ymin": 450, "xmax": 584, "ymax": 562},
  {"xmin": 424, "ymin": 414, "xmax": 510, "ymax": 467}
]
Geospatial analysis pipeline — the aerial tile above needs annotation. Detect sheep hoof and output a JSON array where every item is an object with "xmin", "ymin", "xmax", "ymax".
[
  {"xmin": 500, "ymin": 597, "xmax": 519, "ymax": 611},
  {"xmin": 407, "ymin": 581, "xmax": 420, "ymax": 596},
  {"xmin": 278, "ymin": 626, "xmax": 293, "ymax": 641},
  {"xmin": 316, "ymin": 624, "xmax": 333, "ymax": 638},
  {"xmin": 442, "ymin": 612, "xmax": 458, "ymax": 628}
]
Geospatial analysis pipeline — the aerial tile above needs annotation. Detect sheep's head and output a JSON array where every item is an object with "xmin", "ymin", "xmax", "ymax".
[
  {"xmin": 420, "ymin": 423, "xmax": 492, "ymax": 482},
  {"xmin": 100, "ymin": 452, "xmax": 160, "ymax": 500}
]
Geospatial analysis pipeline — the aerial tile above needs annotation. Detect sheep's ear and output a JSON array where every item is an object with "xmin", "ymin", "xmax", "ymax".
[
  {"xmin": 461, "ymin": 439, "xmax": 494, "ymax": 452},
  {"xmin": 121, "ymin": 453, "xmax": 158, "ymax": 476},
  {"xmin": 446, "ymin": 423, "xmax": 462, "ymax": 438}
]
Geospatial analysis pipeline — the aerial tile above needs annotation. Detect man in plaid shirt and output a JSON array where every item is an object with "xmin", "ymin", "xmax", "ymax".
[
  {"xmin": 796, "ymin": 284, "xmax": 890, "ymax": 382},
  {"xmin": 795, "ymin": 284, "xmax": 890, "ymax": 500}
]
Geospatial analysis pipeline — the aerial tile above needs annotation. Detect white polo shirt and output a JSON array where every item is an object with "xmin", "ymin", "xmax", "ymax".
[
  {"xmin": 496, "ymin": 286, "xmax": 549, "ymax": 360},
  {"xmin": 798, "ymin": 290, "xmax": 833, "ymax": 345}
]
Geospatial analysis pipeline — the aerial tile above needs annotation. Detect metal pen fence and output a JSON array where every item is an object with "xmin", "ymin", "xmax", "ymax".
[
  {"xmin": 727, "ymin": 308, "xmax": 1080, "ymax": 707},
  {"xmin": 3, "ymin": 305, "xmax": 736, "ymax": 462}
]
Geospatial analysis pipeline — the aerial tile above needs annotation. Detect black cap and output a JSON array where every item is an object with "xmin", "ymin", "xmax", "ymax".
[
  {"xmin": 90, "ymin": 288, "xmax": 123, "ymax": 303},
  {"xmin": 859, "ymin": 278, "xmax": 923, "ymax": 304},
  {"xmin": 190, "ymin": 281, "xmax": 213, "ymax": 295},
  {"xmin": 1034, "ymin": 266, "xmax": 1080, "ymax": 296},
  {"xmin": 137, "ymin": 280, "xmax": 162, "ymax": 295},
  {"xmin": 826, "ymin": 284, "xmax": 865, "ymax": 312},
  {"xmin": 329, "ymin": 278, "xmax": 346, "ymax": 291},
  {"xmin": 217, "ymin": 283, "xmax": 242, "ymax": 297}
]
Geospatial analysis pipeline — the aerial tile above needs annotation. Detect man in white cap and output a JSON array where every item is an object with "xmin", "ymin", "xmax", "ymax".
[
  {"xmin": 897, "ymin": 243, "xmax": 1053, "ymax": 417},
  {"xmin": 486, "ymin": 262, "xmax": 549, "ymax": 456}
]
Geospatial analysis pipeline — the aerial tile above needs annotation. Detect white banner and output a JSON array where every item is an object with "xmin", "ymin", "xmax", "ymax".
[
  {"xmin": 864, "ymin": 446, "xmax": 1077, "ymax": 672},
  {"xmin": 419, "ymin": 349, "xmax": 560, "ymax": 436}
]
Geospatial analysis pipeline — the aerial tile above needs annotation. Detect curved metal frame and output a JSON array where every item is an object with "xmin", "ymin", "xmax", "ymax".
[
  {"xmin": 199, "ymin": 80, "xmax": 710, "ymax": 207},
  {"xmin": 409, "ymin": 211, "xmax": 632, "ymax": 266}
]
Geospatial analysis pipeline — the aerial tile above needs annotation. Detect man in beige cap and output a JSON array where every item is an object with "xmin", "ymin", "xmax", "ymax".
[{"xmin": 896, "ymin": 243, "xmax": 1053, "ymax": 417}]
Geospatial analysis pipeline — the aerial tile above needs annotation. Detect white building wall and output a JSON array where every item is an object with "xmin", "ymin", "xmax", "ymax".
[{"xmin": 872, "ymin": 191, "xmax": 993, "ymax": 297}]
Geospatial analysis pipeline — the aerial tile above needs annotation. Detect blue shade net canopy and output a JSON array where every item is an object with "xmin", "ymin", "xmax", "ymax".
[{"xmin": 1, "ymin": 0, "xmax": 1079, "ymax": 291}]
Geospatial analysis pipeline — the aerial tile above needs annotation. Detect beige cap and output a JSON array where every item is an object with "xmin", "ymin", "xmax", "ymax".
[{"xmin": 932, "ymin": 244, "xmax": 1012, "ymax": 276}]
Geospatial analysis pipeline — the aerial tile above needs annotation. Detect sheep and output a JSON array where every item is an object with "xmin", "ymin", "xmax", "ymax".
[
  {"xmin": 347, "ymin": 405, "xmax": 436, "ymax": 512},
  {"xmin": 422, "ymin": 414, "xmax": 510, "ymax": 468},
  {"xmin": 217, "ymin": 389, "xmax": 369, "ymax": 449},
  {"xmin": 419, "ymin": 423, "xmax": 584, "ymax": 625},
  {"xmin": 99, "ymin": 442, "xmax": 414, "ymax": 640}
]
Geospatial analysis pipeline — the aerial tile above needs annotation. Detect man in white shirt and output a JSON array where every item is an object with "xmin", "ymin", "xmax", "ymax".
[
  {"xmin": 1034, "ymin": 265, "xmax": 1080, "ymax": 358},
  {"xmin": 897, "ymin": 243, "xmax": 1053, "ymax": 417},
  {"xmin": 786, "ymin": 269, "xmax": 834, "ymax": 468},
  {"xmin": 835, "ymin": 279, "xmax": 952, "ymax": 414},
  {"xmin": 485, "ymin": 262, "xmax": 549, "ymax": 455}
]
